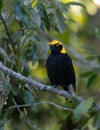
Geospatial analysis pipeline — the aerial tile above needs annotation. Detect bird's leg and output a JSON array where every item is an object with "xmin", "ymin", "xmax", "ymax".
[
  {"xmin": 64, "ymin": 87, "xmax": 73, "ymax": 102},
  {"xmin": 63, "ymin": 86, "xmax": 72, "ymax": 96},
  {"xmin": 67, "ymin": 87, "xmax": 72, "ymax": 95}
]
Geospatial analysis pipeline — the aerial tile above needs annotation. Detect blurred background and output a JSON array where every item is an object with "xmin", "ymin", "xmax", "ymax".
[{"xmin": 0, "ymin": 0, "xmax": 100, "ymax": 129}]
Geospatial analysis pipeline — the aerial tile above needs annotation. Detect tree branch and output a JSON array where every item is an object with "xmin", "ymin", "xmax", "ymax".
[
  {"xmin": 0, "ymin": 62, "xmax": 100, "ymax": 111},
  {"xmin": 9, "ymin": 101, "xmax": 74, "ymax": 111},
  {"xmin": 36, "ymin": 101, "xmax": 74, "ymax": 111},
  {"xmin": 0, "ymin": 62, "xmax": 71, "ymax": 99},
  {"xmin": 0, "ymin": 62, "xmax": 81, "ymax": 100}
]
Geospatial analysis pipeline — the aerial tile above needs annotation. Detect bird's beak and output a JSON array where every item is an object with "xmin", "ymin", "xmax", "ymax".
[{"xmin": 48, "ymin": 42, "xmax": 52, "ymax": 46}]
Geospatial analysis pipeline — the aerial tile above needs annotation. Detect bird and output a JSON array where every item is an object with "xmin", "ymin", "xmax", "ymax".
[{"xmin": 46, "ymin": 40, "xmax": 76, "ymax": 94}]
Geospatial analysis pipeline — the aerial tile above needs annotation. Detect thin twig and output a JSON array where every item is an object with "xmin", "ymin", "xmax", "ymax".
[
  {"xmin": 9, "ymin": 104, "xmax": 30, "ymax": 110},
  {"xmin": 12, "ymin": 98, "xmax": 22, "ymax": 114},
  {"xmin": 0, "ymin": 14, "xmax": 14, "ymax": 49},
  {"xmin": 36, "ymin": 101, "xmax": 74, "ymax": 111},
  {"xmin": 9, "ymin": 101, "xmax": 74, "ymax": 111}
]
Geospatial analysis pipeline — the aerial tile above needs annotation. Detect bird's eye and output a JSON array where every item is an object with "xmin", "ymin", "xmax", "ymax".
[{"xmin": 55, "ymin": 43, "xmax": 60, "ymax": 46}]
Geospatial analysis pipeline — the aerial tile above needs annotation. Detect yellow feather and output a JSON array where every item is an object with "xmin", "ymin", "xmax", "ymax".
[{"xmin": 48, "ymin": 40, "xmax": 67, "ymax": 54}]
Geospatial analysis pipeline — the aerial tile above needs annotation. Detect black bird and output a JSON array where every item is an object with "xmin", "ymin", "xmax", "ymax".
[{"xmin": 46, "ymin": 40, "xmax": 76, "ymax": 93}]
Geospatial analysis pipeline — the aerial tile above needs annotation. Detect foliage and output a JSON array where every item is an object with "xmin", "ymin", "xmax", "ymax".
[{"xmin": 0, "ymin": 0, "xmax": 100, "ymax": 130}]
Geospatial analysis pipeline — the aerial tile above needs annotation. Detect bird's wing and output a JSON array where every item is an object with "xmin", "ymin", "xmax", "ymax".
[{"xmin": 63, "ymin": 54, "xmax": 76, "ymax": 91}]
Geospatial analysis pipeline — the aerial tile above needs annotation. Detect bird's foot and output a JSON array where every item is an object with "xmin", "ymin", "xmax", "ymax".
[
  {"xmin": 64, "ymin": 89, "xmax": 72, "ymax": 100},
  {"xmin": 68, "ymin": 90, "xmax": 72, "ymax": 96},
  {"xmin": 52, "ymin": 85, "xmax": 57, "ymax": 88}
]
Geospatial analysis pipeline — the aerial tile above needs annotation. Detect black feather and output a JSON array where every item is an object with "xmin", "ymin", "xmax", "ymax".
[{"xmin": 46, "ymin": 44, "xmax": 76, "ymax": 93}]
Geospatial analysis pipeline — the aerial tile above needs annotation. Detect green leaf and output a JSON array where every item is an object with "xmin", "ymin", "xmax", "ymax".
[
  {"xmin": 0, "ymin": 47, "xmax": 10, "ymax": 62},
  {"xmin": 65, "ymin": 2, "xmax": 86, "ymax": 9},
  {"xmin": 74, "ymin": 98, "xmax": 94, "ymax": 121},
  {"xmin": 4, "ymin": 82, "xmax": 12, "ymax": 96},
  {"xmin": 32, "ymin": 0, "xmax": 39, "ymax": 8},
  {"xmin": 30, "ymin": 43, "xmax": 37, "ymax": 63},
  {"xmin": 31, "ymin": 9, "xmax": 41, "ymax": 27},
  {"xmin": 0, "ymin": 0, "xmax": 3, "ymax": 10},
  {"xmin": 93, "ymin": 113, "xmax": 100, "ymax": 128},
  {"xmin": 80, "ymin": 71, "xmax": 93, "ymax": 78},
  {"xmin": 93, "ymin": 67, "xmax": 100, "ymax": 73},
  {"xmin": 23, "ymin": 0, "xmax": 31, "ymax": 6},
  {"xmin": 95, "ymin": 28, "xmax": 100, "ymax": 38},
  {"xmin": 97, "ymin": 55, "xmax": 100, "ymax": 63},
  {"xmin": 83, "ymin": 46, "xmax": 96, "ymax": 55},
  {"xmin": 87, "ymin": 74, "xmax": 97, "ymax": 88},
  {"xmin": 86, "ymin": 55, "xmax": 96, "ymax": 61},
  {"xmin": 37, "ymin": 3, "xmax": 50, "ymax": 31},
  {"xmin": 24, "ymin": 90, "xmax": 35, "ymax": 110},
  {"xmin": 55, "ymin": 9, "xmax": 65, "ymax": 33},
  {"xmin": 13, "ymin": 32, "xmax": 23, "ymax": 43},
  {"xmin": 21, "ymin": 58, "xmax": 29, "ymax": 76},
  {"xmin": 15, "ymin": 2, "xmax": 29, "ymax": 24},
  {"xmin": 1, "ymin": 91, "xmax": 13, "ymax": 119}
]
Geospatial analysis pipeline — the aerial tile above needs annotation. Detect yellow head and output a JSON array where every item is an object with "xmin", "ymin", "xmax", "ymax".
[{"xmin": 48, "ymin": 40, "xmax": 66, "ymax": 54}]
